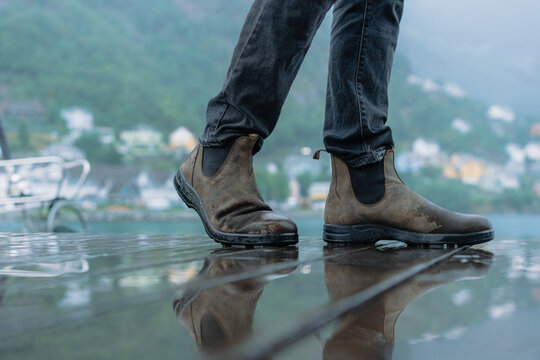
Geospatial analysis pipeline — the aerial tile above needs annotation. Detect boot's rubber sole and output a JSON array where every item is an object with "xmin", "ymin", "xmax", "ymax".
[
  {"xmin": 323, "ymin": 223, "xmax": 494, "ymax": 246},
  {"xmin": 174, "ymin": 170, "xmax": 298, "ymax": 246}
]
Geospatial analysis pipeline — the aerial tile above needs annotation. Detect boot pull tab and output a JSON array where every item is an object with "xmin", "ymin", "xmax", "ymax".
[{"xmin": 313, "ymin": 149, "xmax": 328, "ymax": 160}]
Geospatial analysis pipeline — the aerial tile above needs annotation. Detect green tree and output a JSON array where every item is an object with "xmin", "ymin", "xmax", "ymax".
[
  {"xmin": 297, "ymin": 172, "xmax": 314, "ymax": 198},
  {"xmin": 254, "ymin": 166, "xmax": 289, "ymax": 201},
  {"xmin": 267, "ymin": 169, "xmax": 289, "ymax": 201},
  {"xmin": 74, "ymin": 133, "xmax": 122, "ymax": 165},
  {"xmin": 17, "ymin": 122, "xmax": 31, "ymax": 151}
]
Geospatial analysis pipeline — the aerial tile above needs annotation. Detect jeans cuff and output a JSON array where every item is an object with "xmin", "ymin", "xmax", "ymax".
[
  {"xmin": 347, "ymin": 147, "xmax": 387, "ymax": 168},
  {"xmin": 198, "ymin": 137, "xmax": 227, "ymax": 147},
  {"xmin": 198, "ymin": 135, "xmax": 264, "ymax": 154}
]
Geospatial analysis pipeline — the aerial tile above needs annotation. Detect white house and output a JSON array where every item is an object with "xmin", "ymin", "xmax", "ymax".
[
  {"xmin": 451, "ymin": 118, "xmax": 472, "ymax": 134},
  {"xmin": 61, "ymin": 107, "xmax": 94, "ymax": 132},
  {"xmin": 135, "ymin": 170, "xmax": 178, "ymax": 210},
  {"xmin": 505, "ymin": 143, "xmax": 526, "ymax": 163},
  {"xmin": 443, "ymin": 83, "xmax": 466, "ymax": 98},
  {"xmin": 412, "ymin": 138, "xmax": 440, "ymax": 159},
  {"xmin": 395, "ymin": 152, "xmax": 422, "ymax": 173},
  {"xmin": 120, "ymin": 125, "xmax": 164, "ymax": 152},
  {"xmin": 487, "ymin": 105, "xmax": 515, "ymax": 123},
  {"xmin": 525, "ymin": 142, "xmax": 540, "ymax": 161}
]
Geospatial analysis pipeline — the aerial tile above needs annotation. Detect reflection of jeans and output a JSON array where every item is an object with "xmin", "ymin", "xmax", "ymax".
[{"xmin": 200, "ymin": 0, "xmax": 404, "ymax": 167}]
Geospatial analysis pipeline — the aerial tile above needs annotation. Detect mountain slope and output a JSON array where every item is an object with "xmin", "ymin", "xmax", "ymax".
[{"xmin": 0, "ymin": 0, "xmax": 536, "ymax": 161}]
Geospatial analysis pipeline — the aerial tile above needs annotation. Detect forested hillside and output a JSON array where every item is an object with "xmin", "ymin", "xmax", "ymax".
[{"xmin": 0, "ymin": 0, "xmax": 536, "ymax": 160}]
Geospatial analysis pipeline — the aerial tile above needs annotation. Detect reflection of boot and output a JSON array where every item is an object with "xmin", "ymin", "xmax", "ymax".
[
  {"xmin": 320, "ymin": 147, "xmax": 494, "ymax": 245},
  {"xmin": 323, "ymin": 247, "xmax": 493, "ymax": 360},
  {"xmin": 174, "ymin": 247, "xmax": 299, "ymax": 353},
  {"xmin": 174, "ymin": 135, "xmax": 298, "ymax": 246}
]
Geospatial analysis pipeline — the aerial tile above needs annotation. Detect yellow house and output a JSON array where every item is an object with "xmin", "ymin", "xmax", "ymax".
[
  {"xmin": 169, "ymin": 126, "xmax": 197, "ymax": 152},
  {"xmin": 460, "ymin": 160, "xmax": 486, "ymax": 184},
  {"xmin": 443, "ymin": 165, "xmax": 459, "ymax": 179},
  {"xmin": 309, "ymin": 182, "xmax": 330, "ymax": 201}
]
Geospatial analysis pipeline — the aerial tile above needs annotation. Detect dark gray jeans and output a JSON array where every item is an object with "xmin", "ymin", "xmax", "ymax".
[{"xmin": 199, "ymin": 0, "xmax": 404, "ymax": 167}]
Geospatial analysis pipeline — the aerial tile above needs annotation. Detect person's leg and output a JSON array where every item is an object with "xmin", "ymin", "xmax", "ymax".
[
  {"xmin": 200, "ymin": 0, "xmax": 334, "ymax": 153},
  {"xmin": 322, "ymin": 0, "xmax": 403, "ymax": 205},
  {"xmin": 176, "ymin": 0, "xmax": 334, "ymax": 246},
  {"xmin": 324, "ymin": 0, "xmax": 402, "ymax": 168},
  {"xmin": 319, "ymin": 0, "xmax": 494, "ymax": 245}
]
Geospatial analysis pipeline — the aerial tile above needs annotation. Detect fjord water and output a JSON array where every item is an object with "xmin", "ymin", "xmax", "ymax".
[
  {"xmin": 89, "ymin": 214, "xmax": 540, "ymax": 238},
  {"xmin": 1, "ymin": 214, "xmax": 538, "ymax": 239}
]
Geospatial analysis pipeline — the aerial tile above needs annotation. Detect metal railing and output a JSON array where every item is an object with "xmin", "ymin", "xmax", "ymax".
[{"xmin": 0, "ymin": 156, "xmax": 90, "ymax": 206}]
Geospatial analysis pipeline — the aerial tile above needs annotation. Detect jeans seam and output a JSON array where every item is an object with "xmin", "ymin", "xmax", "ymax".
[
  {"xmin": 354, "ymin": 0, "xmax": 371, "ymax": 151},
  {"xmin": 211, "ymin": 97, "xmax": 229, "ymax": 137},
  {"xmin": 224, "ymin": 0, "xmax": 269, "ymax": 91}
]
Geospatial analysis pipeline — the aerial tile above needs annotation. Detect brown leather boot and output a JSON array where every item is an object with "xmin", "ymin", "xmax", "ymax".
[
  {"xmin": 316, "ymin": 147, "xmax": 494, "ymax": 245},
  {"xmin": 174, "ymin": 134, "xmax": 298, "ymax": 246}
]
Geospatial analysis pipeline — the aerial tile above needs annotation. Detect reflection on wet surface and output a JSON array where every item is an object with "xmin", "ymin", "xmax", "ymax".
[
  {"xmin": 322, "ymin": 247, "xmax": 492, "ymax": 360},
  {"xmin": 0, "ymin": 233, "xmax": 539, "ymax": 359},
  {"xmin": 174, "ymin": 247, "xmax": 299, "ymax": 354}
]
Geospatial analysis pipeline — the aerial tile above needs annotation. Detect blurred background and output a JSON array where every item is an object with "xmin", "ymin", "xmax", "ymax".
[{"xmin": 0, "ymin": 0, "xmax": 539, "ymax": 234}]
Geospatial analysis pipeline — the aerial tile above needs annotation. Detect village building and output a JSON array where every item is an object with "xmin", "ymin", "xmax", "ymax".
[
  {"xmin": 168, "ymin": 126, "xmax": 197, "ymax": 152},
  {"xmin": 120, "ymin": 125, "xmax": 164, "ymax": 155}
]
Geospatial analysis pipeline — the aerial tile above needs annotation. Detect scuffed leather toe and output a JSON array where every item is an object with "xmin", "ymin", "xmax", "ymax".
[
  {"xmin": 431, "ymin": 210, "xmax": 494, "ymax": 235},
  {"xmin": 237, "ymin": 211, "xmax": 297, "ymax": 235},
  {"xmin": 460, "ymin": 214, "xmax": 493, "ymax": 233}
]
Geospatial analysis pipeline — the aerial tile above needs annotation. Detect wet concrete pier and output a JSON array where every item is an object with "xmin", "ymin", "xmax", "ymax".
[{"xmin": 1, "ymin": 233, "xmax": 539, "ymax": 359}]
